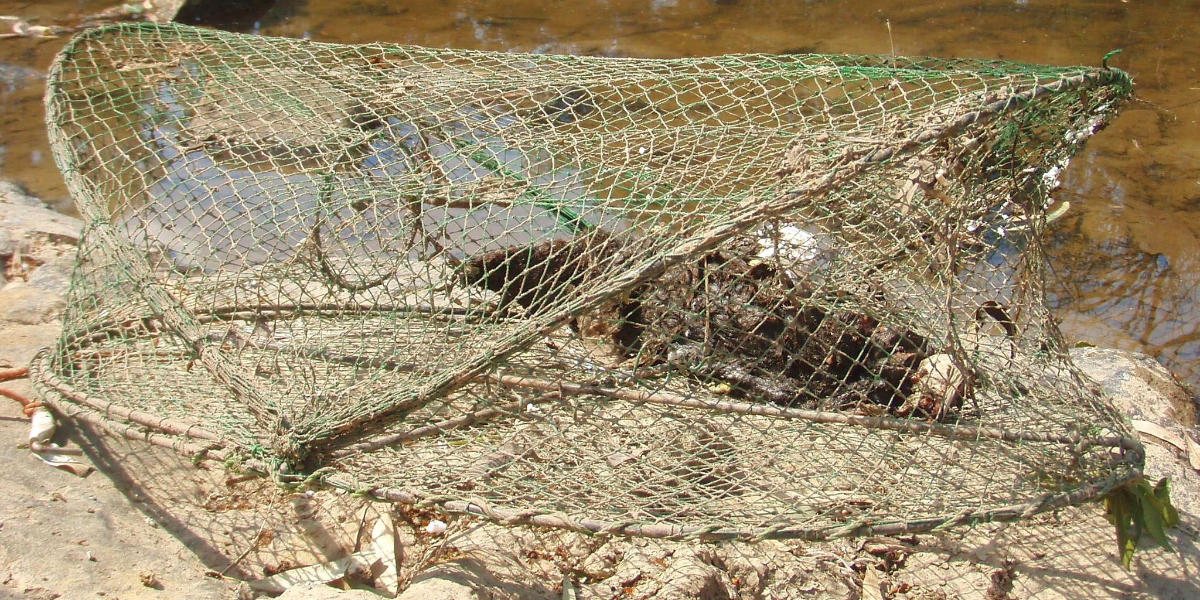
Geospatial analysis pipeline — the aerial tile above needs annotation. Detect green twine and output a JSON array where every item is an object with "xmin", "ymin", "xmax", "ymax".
[{"xmin": 1102, "ymin": 49, "xmax": 1123, "ymax": 70}]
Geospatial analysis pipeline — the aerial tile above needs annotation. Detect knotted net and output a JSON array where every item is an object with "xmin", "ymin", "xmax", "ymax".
[{"xmin": 35, "ymin": 22, "xmax": 1141, "ymax": 541}]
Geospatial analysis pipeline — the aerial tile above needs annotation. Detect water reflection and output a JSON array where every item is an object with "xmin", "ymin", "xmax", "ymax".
[
  {"xmin": 123, "ymin": 75, "xmax": 604, "ymax": 274},
  {"xmin": 1, "ymin": 0, "xmax": 1197, "ymax": 398}
]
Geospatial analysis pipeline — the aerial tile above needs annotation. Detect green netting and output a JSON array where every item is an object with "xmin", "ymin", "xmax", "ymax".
[{"xmin": 35, "ymin": 22, "xmax": 1142, "ymax": 541}]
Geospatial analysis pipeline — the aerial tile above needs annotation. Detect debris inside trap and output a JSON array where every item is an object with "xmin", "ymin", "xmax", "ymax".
[{"xmin": 459, "ymin": 233, "xmax": 959, "ymax": 420}]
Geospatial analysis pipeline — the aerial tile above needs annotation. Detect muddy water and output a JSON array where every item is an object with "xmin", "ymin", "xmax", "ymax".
[{"xmin": 2, "ymin": 0, "xmax": 1199, "ymax": 395}]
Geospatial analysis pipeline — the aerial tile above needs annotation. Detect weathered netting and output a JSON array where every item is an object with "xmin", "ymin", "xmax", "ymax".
[{"xmin": 36, "ymin": 22, "xmax": 1142, "ymax": 541}]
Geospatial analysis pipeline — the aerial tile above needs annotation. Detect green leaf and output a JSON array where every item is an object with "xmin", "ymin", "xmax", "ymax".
[
  {"xmin": 1104, "ymin": 488, "xmax": 1136, "ymax": 569},
  {"xmin": 1138, "ymin": 493, "xmax": 1174, "ymax": 552},
  {"xmin": 1119, "ymin": 532, "xmax": 1137, "ymax": 570},
  {"xmin": 1101, "ymin": 477, "xmax": 1180, "ymax": 569},
  {"xmin": 1153, "ymin": 478, "xmax": 1181, "ymax": 529}
]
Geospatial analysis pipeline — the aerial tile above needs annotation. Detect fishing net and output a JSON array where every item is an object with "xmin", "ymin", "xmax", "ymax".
[{"xmin": 36, "ymin": 22, "xmax": 1141, "ymax": 541}]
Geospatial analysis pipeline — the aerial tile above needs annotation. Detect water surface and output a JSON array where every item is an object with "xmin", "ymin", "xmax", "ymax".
[{"xmin": 2, "ymin": 0, "xmax": 1198, "ymax": 398}]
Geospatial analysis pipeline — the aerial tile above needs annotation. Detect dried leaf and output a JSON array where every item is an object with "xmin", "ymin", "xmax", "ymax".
[{"xmin": 861, "ymin": 567, "xmax": 885, "ymax": 600}]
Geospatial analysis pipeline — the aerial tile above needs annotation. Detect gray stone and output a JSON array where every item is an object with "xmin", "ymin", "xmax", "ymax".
[
  {"xmin": 25, "ymin": 257, "xmax": 75, "ymax": 296},
  {"xmin": 1070, "ymin": 347, "xmax": 1196, "ymax": 427},
  {"xmin": 0, "ymin": 282, "xmax": 66, "ymax": 324},
  {"xmin": 1, "ymin": 182, "xmax": 84, "ymax": 248},
  {"xmin": 276, "ymin": 583, "xmax": 383, "ymax": 599},
  {"xmin": 1071, "ymin": 347, "xmax": 1200, "ymax": 516},
  {"xmin": 0, "ymin": 180, "xmax": 45, "ymax": 208},
  {"xmin": 0, "ymin": 228, "xmax": 16, "ymax": 256}
]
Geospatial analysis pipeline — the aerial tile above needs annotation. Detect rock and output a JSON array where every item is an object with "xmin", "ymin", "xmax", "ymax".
[
  {"xmin": 398, "ymin": 557, "xmax": 556, "ymax": 600},
  {"xmin": 0, "ymin": 180, "xmax": 46, "ymax": 208},
  {"xmin": 25, "ymin": 257, "xmax": 74, "ymax": 296},
  {"xmin": 1071, "ymin": 347, "xmax": 1196, "ymax": 427},
  {"xmin": 1071, "ymin": 347, "xmax": 1200, "ymax": 517},
  {"xmin": 276, "ymin": 583, "xmax": 382, "ymax": 599},
  {"xmin": 0, "ymin": 323, "xmax": 61, "ymax": 367},
  {"xmin": 396, "ymin": 569, "xmax": 483, "ymax": 600},
  {"xmin": 0, "ymin": 182, "xmax": 84, "ymax": 256},
  {"xmin": 0, "ymin": 282, "xmax": 66, "ymax": 324}
]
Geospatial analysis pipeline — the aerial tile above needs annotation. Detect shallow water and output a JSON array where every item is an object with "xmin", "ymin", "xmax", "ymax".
[{"xmin": 2, "ymin": 0, "xmax": 1198, "ymax": 397}]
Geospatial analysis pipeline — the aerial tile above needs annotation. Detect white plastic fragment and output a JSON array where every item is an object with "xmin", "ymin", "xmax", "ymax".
[
  {"xmin": 28, "ymin": 406, "xmax": 55, "ymax": 445},
  {"xmin": 425, "ymin": 519, "xmax": 448, "ymax": 535},
  {"xmin": 757, "ymin": 225, "xmax": 816, "ymax": 259},
  {"xmin": 904, "ymin": 354, "xmax": 966, "ymax": 418},
  {"xmin": 28, "ymin": 406, "xmax": 93, "ymax": 477},
  {"xmin": 757, "ymin": 225, "xmax": 826, "ymax": 276},
  {"xmin": 368, "ymin": 514, "xmax": 399, "ymax": 596},
  {"xmin": 250, "ymin": 513, "xmax": 400, "ymax": 596}
]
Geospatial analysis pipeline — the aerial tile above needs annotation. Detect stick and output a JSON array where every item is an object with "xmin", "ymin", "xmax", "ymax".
[
  {"xmin": 35, "ymin": 353, "xmax": 224, "ymax": 442},
  {"xmin": 330, "ymin": 391, "xmax": 559, "ymax": 458},
  {"xmin": 220, "ymin": 526, "xmax": 268, "ymax": 576},
  {"xmin": 0, "ymin": 366, "xmax": 29, "ymax": 382},
  {"xmin": 484, "ymin": 373, "xmax": 1139, "ymax": 452}
]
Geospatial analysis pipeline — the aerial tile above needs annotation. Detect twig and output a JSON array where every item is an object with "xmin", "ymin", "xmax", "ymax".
[
  {"xmin": 35, "ymin": 353, "xmax": 223, "ymax": 442},
  {"xmin": 221, "ymin": 526, "xmax": 268, "ymax": 576},
  {"xmin": 48, "ymin": 397, "xmax": 236, "ymax": 466},
  {"xmin": 330, "ymin": 391, "xmax": 559, "ymax": 458},
  {"xmin": 0, "ymin": 388, "xmax": 39, "ymax": 416},
  {"xmin": 485, "ymin": 373, "xmax": 1138, "ymax": 452},
  {"xmin": 0, "ymin": 365, "xmax": 29, "ymax": 382}
]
